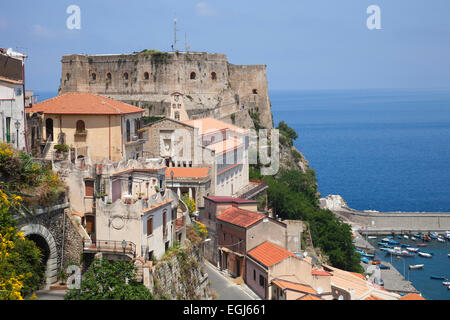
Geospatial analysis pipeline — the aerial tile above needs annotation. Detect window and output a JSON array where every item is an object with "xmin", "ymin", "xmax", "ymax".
[
  {"xmin": 5, "ymin": 117, "xmax": 10, "ymax": 143},
  {"xmin": 85, "ymin": 180, "xmax": 94, "ymax": 197},
  {"xmin": 163, "ymin": 210, "xmax": 167, "ymax": 236},
  {"xmin": 252, "ymin": 89, "xmax": 258, "ymax": 94},
  {"xmin": 76, "ymin": 120, "xmax": 85, "ymax": 133},
  {"xmin": 259, "ymin": 275, "xmax": 265, "ymax": 288},
  {"xmin": 174, "ymin": 111, "xmax": 180, "ymax": 121},
  {"xmin": 106, "ymin": 72, "xmax": 112, "ymax": 80},
  {"xmin": 148, "ymin": 251, "xmax": 153, "ymax": 261},
  {"xmin": 147, "ymin": 217, "xmax": 153, "ymax": 236},
  {"xmin": 190, "ymin": 72, "xmax": 196, "ymax": 80},
  {"xmin": 211, "ymin": 72, "xmax": 217, "ymax": 80},
  {"xmin": 123, "ymin": 72, "xmax": 129, "ymax": 80},
  {"xmin": 253, "ymin": 270, "xmax": 256, "ymax": 281},
  {"xmin": 91, "ymin": 73, "xmax": 97, "ymax": 81},
  {"xmin": 172, "ymin": 104, "xmax": 176, "ymax": 108},
  {"xmin": 126, "ymin": 119, "xmax": 131, "ymax": 142},
  {"xmin": 143, "ymin": 72, "xmax": 149, "ymax": 80},
  {"xmin": 223, "ymin": 232, "xmax": 226, "ymax": 241},
  {"xmin": 66, "ymin": 73, "xmax": 70, "ymax": 81},
  {"xmin": 45, "ymin": 118, "xmax": 53, "ymax": 141}
]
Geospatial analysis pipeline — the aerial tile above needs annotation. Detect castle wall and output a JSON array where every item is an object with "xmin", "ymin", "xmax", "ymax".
[{"xmin": 59, "ymin": 52, "xmax": 273, "ymax": 129}]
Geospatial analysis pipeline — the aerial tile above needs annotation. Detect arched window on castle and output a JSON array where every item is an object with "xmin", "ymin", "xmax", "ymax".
[
  {"xmin": 190, "ymin": 72, "xmax": 196, "ymax": 80},
  {"xmin": 143, "ymin": 72, "xmax": 149, "ymax": 80},
  {"xmin": 107, "ymin": 72, "xmax": 112, "ymax": 80},
  {"xmin": 123, "ymin": 72, "xmax": 129, "ymax": 80},
  {"xmin": 66, "ymin": 73, "xmax": 70, "ymax": 81},
  {"xmin": 91, "ymin": 73, "xmax": 97, "ymax": 81},
  {"xmin": 211, "ymin": 72, "xmax": 217, "ymax": 80}
]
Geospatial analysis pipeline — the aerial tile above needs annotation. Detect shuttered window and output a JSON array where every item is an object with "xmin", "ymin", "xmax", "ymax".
[
  {"xmin": 85, "ymin": 180, "xmax": 94, "ymax": 197},
  {"xmin": 147, "ymin": 217, "xmax": 153, "ymax": 236}
]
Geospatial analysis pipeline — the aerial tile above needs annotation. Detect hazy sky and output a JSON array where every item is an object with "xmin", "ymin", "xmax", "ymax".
[{"xmin": 1, "ymin": 0, "xmax": 450, "ymax": 92}]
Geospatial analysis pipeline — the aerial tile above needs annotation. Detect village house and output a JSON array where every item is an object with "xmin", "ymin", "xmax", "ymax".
[
  {"xmin": 246, "ymin": 241, "xmax": 334, "ymax": 300},
  {"xmin": 165, "ymin": 167, "xmax": 211, "ymax": 206},
  {"xmin": 26, "ymin": 92, "xmax": 145, "ymax": 162},
  {"xmin": 0, "ymin": 48, "xmax": 27, "ymax": 151},
  {"xmin": 216, "ymin": 205, "xmax": 287, "ymax": 279}
]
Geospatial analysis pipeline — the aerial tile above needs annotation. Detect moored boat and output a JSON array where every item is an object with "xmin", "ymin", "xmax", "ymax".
[
  {"xmin": 411, "ymin": 236, "xmax": 416, "ymax": 241},
  {"xmin": 437, "ymin": 237, "xmax": 445, "ymax": 243},
  {"xmin": 417, "ymin": 243, "xmax": 427, "ymax": 247},
  {"xmin": 361, "ymin": 257, "xmax": 369, "ymax": 264},
  {"xmin": 368, "ymin": 236, "xmax": 377, "ymax": 239},
  {"xmin": 372, "ymin": 260, "xmax": 381, "ymax": 265},
  {"xmin": 403, "ymin": 235, "xmax": 409, "ymax": 239},
  {"xmin": 397, "ymin": 235, "xmax": 403, "ymax": 239},
  {"xmin": 442, "ymin": 281, "xmax": 450, "ymax": 286},
  {"xmin": 378, "ymin": 264, "xmax": 390, "ymax": 270},
  {"xmin": 413, "ymin": 233, "xmax": 421, "ymax": 238},
  {"xmin": 408, "ymin": 264, "xmax": 424, "ymax": 270},
  {"xmin": 388, "ymin": 240, "xmax": 400, "ymax": 245},
  {"xmin": 430, "ymin": 275, "xmax": 447, "ymax": 280},
  {"xmin": 418, "ymin": 252, "xmax": 432, "ymax": 258},
  {"xmin": 406, "ymin": 247, "xmax": 419, "ymax": 252}
]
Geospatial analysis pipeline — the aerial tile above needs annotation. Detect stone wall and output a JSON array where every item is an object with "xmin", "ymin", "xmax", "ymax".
[{"xmin": 149, "ymin": 241, "xmax": 212, "ymax": 300}]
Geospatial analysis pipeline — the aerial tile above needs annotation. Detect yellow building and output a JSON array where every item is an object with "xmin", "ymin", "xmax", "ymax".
[{"xmin": 27, "ymin": 92, "xmax": 145, "ymax": 162}]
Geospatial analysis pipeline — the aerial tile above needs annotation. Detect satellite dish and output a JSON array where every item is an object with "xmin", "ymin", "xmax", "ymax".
[
  {"xmin": 338, "ymin": 295, "xmax": 344, "ymax": 300},
  {"xmin": 317, "ymin": 287, "xmax": 323, "ymax": 295}
]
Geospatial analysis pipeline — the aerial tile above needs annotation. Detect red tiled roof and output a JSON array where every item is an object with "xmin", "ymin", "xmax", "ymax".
[
  {"xmin": 312, "ymin": 270, "xmax": 332, "ymax": 277},
  {"xmin": 351, "ymin": 272, "xmax": 367, "ymax": 280},
  {"xmin": 399, "ymin": 293, "xmax": 426, "ymax": 301},
  {"xmin": 297, "ymin": 294, "xmax": 323, "ymax": 301},
  {"xmin": 183, "ymin": 117, "xmax": 248, "ymax": 135},
  {"xmin": 272, "ymin": 279, "xmax": 317, "ymax": 295},
  {"xmin": 166, "ymin": 167, "xmax": 209, "ymax": 179},
  {"xmin": 205, "ymin": 196, "xmax": 256, "ymax": 204},
  {"xmin": 247, "ymin": 241, "xmax": 297, "ymax": 268},
  {"xmin": 217, "ymin": 207, "xmax": 266, "ymax": 228},
  {"xmin": 27, "ymin": 92, "xmax": 144, "ymax": 115}
]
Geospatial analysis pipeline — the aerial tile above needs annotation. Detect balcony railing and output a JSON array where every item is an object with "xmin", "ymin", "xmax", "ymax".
[{"xmin": 83, "ymin": 240, "xmax": 136, "ymax": 257}]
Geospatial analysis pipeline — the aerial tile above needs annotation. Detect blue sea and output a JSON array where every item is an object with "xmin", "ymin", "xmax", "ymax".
[{"xmin": 271, "ymin": 89, "xmax": 450, "ymax": 300}]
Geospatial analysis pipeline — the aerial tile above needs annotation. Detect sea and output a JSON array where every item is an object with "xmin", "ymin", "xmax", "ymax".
[{"xmin": 270, "ymin": 88, "xmax": 450, "ymax": 300}]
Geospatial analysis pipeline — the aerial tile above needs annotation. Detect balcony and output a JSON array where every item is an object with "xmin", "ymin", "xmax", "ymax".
[{"xmin": 83, "ymin": 240, "xmax": 136, "ymax": 258}]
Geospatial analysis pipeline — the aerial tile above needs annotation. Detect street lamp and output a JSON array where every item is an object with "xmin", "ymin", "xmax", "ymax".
[
  {"xmin": 121, "ymin": 240, "xmax": 127, "ymax": 260},
  {"xmin": 14, "ymin": 120, "xmax": 20, "ymax": 148}
]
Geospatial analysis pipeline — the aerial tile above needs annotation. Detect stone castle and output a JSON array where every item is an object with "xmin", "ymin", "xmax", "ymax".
[{"xmin": 59, "ymin": 51, "xmax": 273, "ymax": 129}]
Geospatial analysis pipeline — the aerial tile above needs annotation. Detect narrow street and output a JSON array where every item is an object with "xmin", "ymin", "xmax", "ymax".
[{"xmin": 203, "ymin": 261, "xmax": 260, "ymax": 300}]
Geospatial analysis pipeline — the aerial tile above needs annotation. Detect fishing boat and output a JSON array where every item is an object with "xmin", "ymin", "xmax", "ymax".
[
  {"xmin": 378, "ymin": 264, "xmax": 390, "ymax": 270},
  {"xmin": 408, "ymin": 264, "xmax": 424, "ymax": 270},
  {"xmin": 406, "ymin": 247, "xmax": 419, "ymax": 252},
  {"xmin": 430, "ymin": 275, "xmax": 447, "ymax": 280},
  {"xmin": 403, "ymin": 235, "xmax": 409, "ymax": 239},
  {"xmin": 442, "ymin": 282, "xmax": 450, "ymax": 286},
  {"xmin": 437, "ymin": 237, "xmax": 445, "ymax": 243},
  {"xmin": 361, "ymin": 257, "xmax": 369, "ymax": 264},
  {"xmin": 419, "ymin": 250, "xmax": 433, "ymax": 255},
  {"xmin": 448, "ymin": 254, "xmax": 450, "ymax": 258},
  {"xmin": 413, "ymin": 233, "xmax": 421, "ymax": 238},
  {"xmin": 372, "ymin": 260, "xmax": 381, "ymax": 265},
  {"xmin": 411, "ymin": 236, "xmax": 416, "ymax": 241},
  {"xmin": 429, "ymin": 234, "xmax": 437, "ymax": 240},
  {"xmin": 417, "ymin": 243, "xmax": 428, "ymax": 247},
  {"xmin": 418, "ymin": 252, "xmax": 432, "ymax": 258}
]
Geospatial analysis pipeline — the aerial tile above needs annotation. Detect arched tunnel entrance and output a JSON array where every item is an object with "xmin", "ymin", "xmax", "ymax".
[
  {"xmin": 20, "ymin": 224, "xmax": 59, "ymax": 287},
  {"xmin": 26, "ymin": 234, "xmax": 50, "ymax": 288}
]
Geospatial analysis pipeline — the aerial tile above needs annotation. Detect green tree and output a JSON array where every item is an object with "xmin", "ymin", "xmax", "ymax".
[{"xmin": 64, "ymin": 259, "xmax": 153, "ymax": 300}]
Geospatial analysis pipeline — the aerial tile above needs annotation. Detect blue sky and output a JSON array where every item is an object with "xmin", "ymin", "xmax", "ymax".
[{"xmin": 1, "ymin": 0, "xmax": 450, "ymax": 92}]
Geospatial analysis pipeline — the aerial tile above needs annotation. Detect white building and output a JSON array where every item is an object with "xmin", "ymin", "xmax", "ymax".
[{"xmin": 0, "ymin": 48, "xmax": 27, "ymax": 150}]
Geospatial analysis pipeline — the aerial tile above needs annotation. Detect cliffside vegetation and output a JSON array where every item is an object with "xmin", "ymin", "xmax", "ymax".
[
  {"xmin": 250, "ymin": 120, "xmax": 362, "ymax": 273},
  {"xmin": 0, "ymin": 143, "xmax": 63, "ymax": 299}
]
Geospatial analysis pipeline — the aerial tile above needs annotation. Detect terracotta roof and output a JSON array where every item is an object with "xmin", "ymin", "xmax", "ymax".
[
  {"xmin": 206, "ymin": 137, "xmax": 243, "ymax": 155},
  {"xmin": 27, "ymin": 92, "xmax": 144, "ymax": 115},
  {"xmin": 141, "ymin": 199, "xmax": 173, "ymax": 213},
  {"xmin": 247, "ymin": 241, "xmax": 297, "ymax": 268},
  {"xmin": 217, "ymin": 206, "xmax": 266, "ymax": 228},
  {"xmin": 312, "ymin": 270, "xmax": 332, "ymax": 277},
  {"xmin": 350, "ymin": 272, "xmax": 367, "ymax": 280},
  {"xmin": 183, "ymin": 117, "xmax": 248, "ymax": 135},
  {"xmin": 297, "ymin": 294, "xmax": 323, "ymax": 301},
  {"xmin": 272, "ymin": 279, "xmax": 317, "ymax": 295},
  {"xmin": 365, "ymin": 295, "xmax": 384, "ymax": 300},
  {"xmin": 166, "ymin": 167, "xmax": 209, "ymax": 179},
  {"xmin": 205, "ymin": 196, "xmax": 256, "ymax": 204},
  {"xmin": 399, "ymin": 293, "xmax": 426, "ymax": 301},
  {"xmin": 111, "ymin": 167, "xmax": 165, "ymax": 176}
]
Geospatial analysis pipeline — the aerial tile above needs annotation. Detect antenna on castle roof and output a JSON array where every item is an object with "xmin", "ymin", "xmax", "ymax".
[
  {"xmin": 173, "ymin": 17, "xmax": 179, "ymax": 52},
  {"xmin": 185, "ymin": 32, "xmax": 190, "ymax": 52}
]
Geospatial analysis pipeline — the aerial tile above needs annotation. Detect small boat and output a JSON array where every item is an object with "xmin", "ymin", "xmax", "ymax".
[
  {"xmin": 429, "ymin": 234, "xmax": 437, "ymax": 240},
  {"xmin": 418, "ymin": 252, "xmax": 432, "ymax": 258},
  {"xmin": 379, "ymin": 264, "xmax": 390, "ymax": 270},
  {"xmin": 411, "ymin": 236, "xmax": 416, "ymax": 241},
  {"xmin": 422, "ymin": 235, "xmax": 431, "ymax": 241},
  {"xmin": 442, "ymin": 282, "xmax": 450, "ymax": 286},
  {"xmin": 388, "ymin": 240, "xmax": 400, "ymax": 245},
  {"xmin": 387, "ymin": 236, "xmax": 394, "ymax": 239},
  {"xmin": 372, "ymin": 260, "xmax": 381, "ymax": 265},
  {"xmin": 437, "ymin": 237, "xmax": 445, "ymax": 243},
  {"xmin": 403, "ymin": 235, "xmax": 409, "ymax": 239},
  {"xmin": 413, "ymin": 233, "xmax": 421, "ymax": 238},
  {"xmin": 368, "ymin": 236, "xmax": 377, "ymax": 239},
  {"xmin": 419, "ymin": 250, "xmax": 433, "ymax": 255},
  {"xmin": 397, "ymin": 235, "xmax": 403, "ymax": 239},
  {"xmin": 400, "ymin": 243, "xmax": 409, "ymax": 247},
  {"xmin": 417, "ymin": 243, "xmax": 428, "ymax": 247},
  {"xmin": 430, "ymin": 275, "xmax": 447, "ymax": 280},
  {"xmin": 381, "ymin": 238, "xmax": 391, "ymax": 243},
  {"xmin": 409, "ymin": 264, "xmax": 424, "ymax": 270},
  {"xmin": 361, "ymin": 257, "xmax": 369, "ymax": 264},
  {"xmin": 406, "ymin": 247, "xmax": 419, "ymax": 252}
]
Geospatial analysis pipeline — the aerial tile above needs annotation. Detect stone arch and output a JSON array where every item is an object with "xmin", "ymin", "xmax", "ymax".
[
  {"xmin": 190, "ymin": 71, "xmax": 197, "ymax": 80},
  {"xmin": 91, "ymin": 72, "xmax": 97, "ymax": 81},
  {"xmin": 143, "ymin": 71, "xmax": 149, "ymax": 80},
  {"xmin": 20, "ymin": 223, "xmax": 58, "ymax": 286},
  {"xmin": 123, "ymin": 72, "xmax": 129, "ymax": 80},
  {"xmin": 211, "ymin": 72, "xmax": 217, "ymax": 80}
]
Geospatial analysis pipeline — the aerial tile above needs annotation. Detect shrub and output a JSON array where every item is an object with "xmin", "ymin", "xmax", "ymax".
[{"xmin": 54, "ymin": 144, "xmax": 69, "ymax": 152}]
